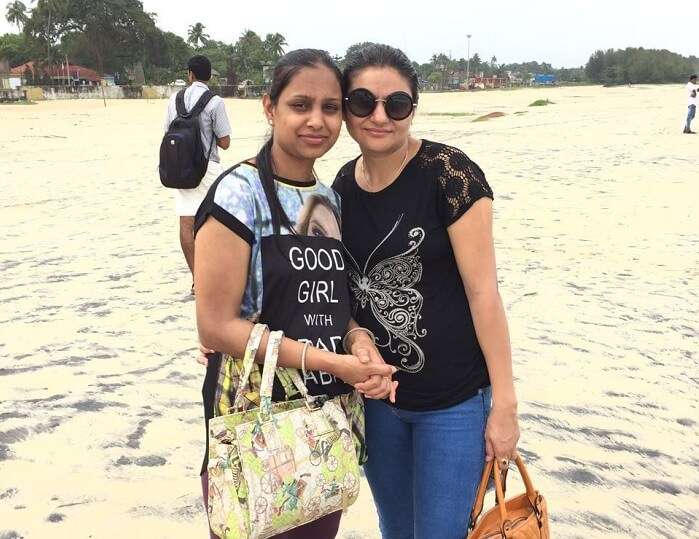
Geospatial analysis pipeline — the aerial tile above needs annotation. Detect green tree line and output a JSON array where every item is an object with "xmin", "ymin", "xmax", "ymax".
[
  {"xmin": 414, "ymin": 53, "xmax": 588, "ymax": 87},
  {"xmin": 585, "ymin": 47, "xmax": 698, "ymax": 85},
  {"xmin": 2, "ymin": 2, "xmax": 697, "ymax": 87},
  {"xmin": 1, "ymin": 0, "xmax": 289, "ymax": 85}
]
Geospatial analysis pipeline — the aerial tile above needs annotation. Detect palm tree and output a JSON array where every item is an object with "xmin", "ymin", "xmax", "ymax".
[
  {"xmin": 5, "ymin": 0, "xmax": 28, "ymax": 31},
  {"xmin": 37, "ymin": 0, "xmax": 65, "ymax": 68},
  {"xmin": 20, "ymin": 0, "xmax": 66, "ymax": 69},
  {"xmin": 187, "ymin": 22, "xmax": 209, "ymax": 49},
  {"xmin": 471, "ymin": 53, "xmax": 482, "ymax": 72},
  {"xmin": 264, "ymin": 32, "xmax": 287, "ymax": 60}
]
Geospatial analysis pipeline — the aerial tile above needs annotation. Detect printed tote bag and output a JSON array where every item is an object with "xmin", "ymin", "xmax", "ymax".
[{"xmin": 207, "ymin": 325, "xmax": 361, "ymax": 539}]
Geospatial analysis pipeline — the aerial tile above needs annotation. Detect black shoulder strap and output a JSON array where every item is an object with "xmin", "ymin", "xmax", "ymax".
[
  {"xmin": 175, "ymin": 89, "xmax": 187, "ymax": 117},
  {"xmin": 189, "ymin": 90, "xmax": 215, "ymax": 119}
]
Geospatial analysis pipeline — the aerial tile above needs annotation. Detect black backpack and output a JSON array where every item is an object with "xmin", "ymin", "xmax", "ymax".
[{"xmin": 159, "ymin": 89, "xmax": 215, "ymax": 189}]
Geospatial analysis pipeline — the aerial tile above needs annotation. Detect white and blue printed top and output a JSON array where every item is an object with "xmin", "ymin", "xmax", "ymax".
[{"xmin": 194, "ymin": 161, "xmax": 343, "ymax": 322}]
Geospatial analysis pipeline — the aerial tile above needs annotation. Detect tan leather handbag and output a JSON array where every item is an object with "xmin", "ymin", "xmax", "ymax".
[{"xmin": 467, "ymin": 455, "xmax": 549, "ymax": 538}]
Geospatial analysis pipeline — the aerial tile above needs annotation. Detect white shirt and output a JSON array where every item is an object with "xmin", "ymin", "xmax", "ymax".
[
  {"xmin": 164, "ymin": 81, "xmax": 231, "ymax": 163},
  {"xmin": 687, "ymin": 82, "xmax": 698, "ymax": 107}
]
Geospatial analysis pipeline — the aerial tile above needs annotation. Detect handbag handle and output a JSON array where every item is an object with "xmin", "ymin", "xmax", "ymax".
[
  {"xmin": 257, "ymin": 330, "xmax": 318, "ymax": 421},
  {"xmin": 257, "ymin": 330, "xmax": 283, "ymax": 421},
  {"xmin": 229, "ymin": 323, "xmax": 269, "ymax": 412},
  {"xmin": 469, "ymin": 455, "xmax": 540, "ymax": 534}
]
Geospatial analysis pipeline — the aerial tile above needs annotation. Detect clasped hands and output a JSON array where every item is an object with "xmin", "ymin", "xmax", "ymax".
[{"xmin": 196, "ymin": 331, "xmax": 398, "ymax": 403}]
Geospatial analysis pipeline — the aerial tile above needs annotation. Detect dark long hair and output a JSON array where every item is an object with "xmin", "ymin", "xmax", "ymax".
[
  {"xmin": 342, "ymin": 43, "xmax": 419, "ymax": 103},
  {"xmin": 256, "ymin": 49, "xmax": 343, "ymax": 234}
]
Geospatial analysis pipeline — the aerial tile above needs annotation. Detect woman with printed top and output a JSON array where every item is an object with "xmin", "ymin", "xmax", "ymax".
[
  {"xmin": 192, "ymin": 49, "xmax": 397, "ymax": 539},
  {"xmin": 332, "ymin": 44, "xmax": 521, "ymax": 539}
]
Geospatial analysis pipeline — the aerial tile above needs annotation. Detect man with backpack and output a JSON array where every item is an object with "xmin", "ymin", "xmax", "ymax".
[{"xmin": 161, "ymin": 55, "xmax": 231, "ymax": 291}]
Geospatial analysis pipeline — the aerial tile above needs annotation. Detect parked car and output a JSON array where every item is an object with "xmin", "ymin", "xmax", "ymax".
[{"xmin": 171, "ymin": 79, "xmax": 186, "ymax": 87}]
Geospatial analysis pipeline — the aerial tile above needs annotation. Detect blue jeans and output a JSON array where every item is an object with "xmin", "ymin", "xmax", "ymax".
[
  {"xmin": 687, "ymin": 105, "xmax": 696, "ymax": 130},
  {"xmin": 363, "ymin": 387, "xmax": 492, "ymax": 539}
]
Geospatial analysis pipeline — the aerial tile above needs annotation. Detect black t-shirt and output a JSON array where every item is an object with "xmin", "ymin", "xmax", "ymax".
[{"xmin": 333, "ymin": 140, "xmax": 493, "ymax": 411}]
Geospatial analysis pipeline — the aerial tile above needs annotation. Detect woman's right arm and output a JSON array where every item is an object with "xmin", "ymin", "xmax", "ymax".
[{"xmin": 194, "ymin": 217, "xmax": 396, "ymax": 386}]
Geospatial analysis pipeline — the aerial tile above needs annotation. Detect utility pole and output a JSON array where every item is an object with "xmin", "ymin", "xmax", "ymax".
[{"xmin": 466, "ymin": 34, "xmax": 472, "ymax": 90}]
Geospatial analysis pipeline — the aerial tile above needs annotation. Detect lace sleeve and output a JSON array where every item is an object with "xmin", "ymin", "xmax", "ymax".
[{"xmin": 423, "ymin": 144, "xmax": 493, "ymax": 226}]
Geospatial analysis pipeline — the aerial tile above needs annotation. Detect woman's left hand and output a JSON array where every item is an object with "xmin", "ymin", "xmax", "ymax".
[{"xmin": 484, "ymin": 403, "xmax": 520, "ymax": 465}]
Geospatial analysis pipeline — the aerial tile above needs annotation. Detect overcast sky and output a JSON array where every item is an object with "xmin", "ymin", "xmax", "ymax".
[{"xmin": 2, "ymin": 0, "xmax": 696, "ymax": 67}]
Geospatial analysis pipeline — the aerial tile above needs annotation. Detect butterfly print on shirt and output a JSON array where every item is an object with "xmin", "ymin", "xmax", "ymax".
[{"xmin": 344, "ymin": 214, "xmax": 428, "ymax": 373}]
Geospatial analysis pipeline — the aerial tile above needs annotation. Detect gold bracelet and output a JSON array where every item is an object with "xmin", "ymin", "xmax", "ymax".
[{"xmin": 342, "ymin": 327, "xmax": 376, "ymax": 353}]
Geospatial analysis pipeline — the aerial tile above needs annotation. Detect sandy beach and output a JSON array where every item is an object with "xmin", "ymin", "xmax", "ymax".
[{"xmin": 1, "ymin": 84, "xmax": 697, "ymax": 538}]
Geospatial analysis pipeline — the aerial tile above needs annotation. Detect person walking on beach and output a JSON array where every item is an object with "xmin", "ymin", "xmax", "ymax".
[
  {"xmin": 163, "ymin": 55, "xmax": 231, "ymax": 290},
  {"xmin": 333, "ymin": 44, "xmax": 520, "ymax": 539},
  {"xmin": 684, "ymin": 74, "xmax": 698, "ymax": 134}
]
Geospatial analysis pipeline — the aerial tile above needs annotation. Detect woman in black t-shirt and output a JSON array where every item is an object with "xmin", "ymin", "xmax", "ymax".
[{"xmin": 333, "ymin": 44, "xmax": 521, "ymax": 539}]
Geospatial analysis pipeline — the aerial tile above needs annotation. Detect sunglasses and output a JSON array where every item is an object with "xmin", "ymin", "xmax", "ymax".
[{"xmin": 344, "ymin": 88, "xmax": 417, "ymax": 121}]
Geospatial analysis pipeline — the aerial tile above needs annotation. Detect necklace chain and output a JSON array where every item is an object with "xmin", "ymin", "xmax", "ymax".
[{"xmin": 359, "ymin": 143, "xmax": 410, "ymax": 190}]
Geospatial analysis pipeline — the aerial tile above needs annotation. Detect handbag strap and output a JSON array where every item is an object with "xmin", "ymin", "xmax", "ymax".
[
  {"xmin": 285, "ymin": 368, "xmax": 311, "ymax": 398},
  {"xmin": 512, "ymin": 454, "xmax": 538, "ymax": 502},
  {"xmin": 492, "ymin": 459, "xmax": 509, "ymax": 529},
  {"xmin": 230, "ymin": 323, "xmax": 268, "ymax": 412},
  {"xmin": 258, "ymin": 330, "xmax": 283, "ymax": 421},
  {"xmin": 469, "ymin": 455, "xmax": 539, "ymax": 533},
  {"xmin": 257, "ymin": 331, "xmax": 320, "ymax": 421},
  {"xmin": 470, "ymin": 459, "xmax": 509, "ymax": 526},
  {"xmin": 470, "ymin": 459, "xmax": 494, "ymax": 527}
]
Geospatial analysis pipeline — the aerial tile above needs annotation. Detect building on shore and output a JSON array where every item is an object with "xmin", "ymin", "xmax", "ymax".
[
  {"xmin": 0, "ymin": 57, "xmax": 9, "ymax": 88},
  {"xmin": 532, "ymin": 74, "xmax": 556, "ymax": 85},
  {"xmin": 467, "ymin": 74, "xmax": 507, "ymax": 89},
  {"xmin": 0, "ymin": 58, "xmax": 22, "ymax": 89},
  {"xmin": 1, "ymin": 57, "xmax": 27, "ymax": 100},
  {"xmin": 10, "ymin": 61, "xmax": 105, "ymax": 86}
]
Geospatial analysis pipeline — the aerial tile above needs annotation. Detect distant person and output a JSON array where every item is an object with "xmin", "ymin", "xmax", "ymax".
[
  {"xmin": 163, "ymin": 55, "xmax": 231, "ymax": 291},
  {"xmin": 684, "ymin": 74, "xmax": 698, "ymax": 134}
]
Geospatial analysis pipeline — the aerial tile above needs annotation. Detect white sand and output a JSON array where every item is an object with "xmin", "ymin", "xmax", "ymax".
[{"xmin": 0, "ymin": 85, "xmax": 697, "ymax": 538}]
